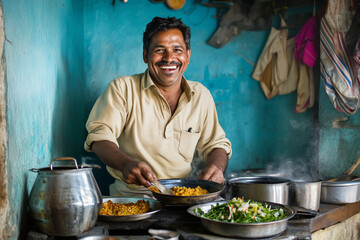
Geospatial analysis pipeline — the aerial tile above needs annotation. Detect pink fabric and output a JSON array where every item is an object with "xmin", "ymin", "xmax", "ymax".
[
  {"xmin": 355, "ymin": 39, "xmax": 360, "ymax": 65},
  {"xmin": 294, "ymin": 17, "xmax": 319, "ymax": 67}
]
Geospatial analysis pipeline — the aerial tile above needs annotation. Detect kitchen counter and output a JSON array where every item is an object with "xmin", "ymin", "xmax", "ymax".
[
  {"xmin": 93, "ymin": 201, "xmax": 360, "ymax": 240},
  {"xmin": 27, "ymin": 201, "xmax": 360, "ymax": 240},
  {"xmin": 94, "ymin": 207, "xmax": 311, "ymax": 240}
]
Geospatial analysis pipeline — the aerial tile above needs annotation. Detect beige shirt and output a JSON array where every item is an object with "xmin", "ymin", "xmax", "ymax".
[{"xmin": 84, "ymin": 70, "xmax": 232, "ymax": 194}]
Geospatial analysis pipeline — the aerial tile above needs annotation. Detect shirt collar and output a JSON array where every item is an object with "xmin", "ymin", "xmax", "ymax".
[{"xmin": 142, "ymin": 68, "xmax": 194, "ymax": 100}]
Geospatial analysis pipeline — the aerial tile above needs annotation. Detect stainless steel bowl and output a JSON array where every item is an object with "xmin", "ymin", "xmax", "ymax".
[
  {"xmin": 321, "ymin": 180, "xmax": 360, "ymax": 204},
  {"xmin": 98, "ymin": 197, "xmax": 163, "ymax": 222},
  {"xmin": 187, "ymin": 200, "xmax": 296, "ymax": 238},
  {"xmin": 227, "ymin": 176, "xmax": 291, "ymax": 205}
]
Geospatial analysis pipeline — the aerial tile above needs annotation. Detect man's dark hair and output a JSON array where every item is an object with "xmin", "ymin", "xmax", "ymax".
[{"xmin": 143, "ymin": 17, "xmax": 191, "ymax": 52}]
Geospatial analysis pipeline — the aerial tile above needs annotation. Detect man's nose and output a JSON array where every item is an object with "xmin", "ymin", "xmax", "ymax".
[{"xmin": 162, "ymin": 50, "xmax": 174, "ymax": 62}]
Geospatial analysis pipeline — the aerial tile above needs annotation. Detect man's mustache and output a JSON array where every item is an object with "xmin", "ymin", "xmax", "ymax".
[{"xmin": 156, "ymin": 61, "xmax": 181, "ymax": 66}]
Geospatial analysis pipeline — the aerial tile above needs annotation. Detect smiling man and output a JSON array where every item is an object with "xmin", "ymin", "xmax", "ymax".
[{"xmin": 84, "ymin": 17, "xmax": 232, "ymax": 197}]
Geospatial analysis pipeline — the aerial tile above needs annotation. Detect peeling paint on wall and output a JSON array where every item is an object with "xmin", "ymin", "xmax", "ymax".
[{"xmin": 0, "ymin": 2, "xmax": 10, "ymax": 240}]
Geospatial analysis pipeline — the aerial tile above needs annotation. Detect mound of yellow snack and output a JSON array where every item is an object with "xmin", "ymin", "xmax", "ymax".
[
  {"xmin": 171, "ymin": 186, "xmax": 209, "ymax": 196},
  {"xmin": 99, "ymin": 200, "xmax": 150, "ymax": 216}
]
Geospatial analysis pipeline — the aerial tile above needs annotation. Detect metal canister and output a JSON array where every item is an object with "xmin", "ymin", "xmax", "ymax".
[
  {"xmin": 290, "ymin": 180, "xmax": 321, "ymax": 211},
  {"xmin": 29, "ymin": 157, "xmax": 102, "ymax": 236}
]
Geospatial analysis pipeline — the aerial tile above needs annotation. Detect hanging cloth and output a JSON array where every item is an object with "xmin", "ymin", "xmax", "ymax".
[
  {"xmin": 295, "ymin": 64, "xmax": 315, "ymax": 113},
  {"xmin": 278, "ymin": 37, "xmax": 299, "ymax": 95},
  {"xmin": 252, "ymin": 17, "xmax": 288, "ymax": 99},
  {"xmin": 294, "ymin": 1, "xmax": 319, "ymax": 67},
  {"xmin": 345, "ymin": 6, "xmax": 360, "ymax": 55},
  {"xmin": 319, "ymin": 0, "xmax": 359, "ymax": 115}
]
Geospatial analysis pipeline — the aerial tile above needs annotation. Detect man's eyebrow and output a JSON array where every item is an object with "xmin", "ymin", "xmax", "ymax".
[
  {"xmin": 152, "ymin": 44, "xmax": 185, "ymax": 49},
  {"xmin": 174, "ymin": 45, "xmax": 185, "ymax": 49},
  {"xmin": 152, "ymin": 44, "xmax": 165, "ymax": 48}
]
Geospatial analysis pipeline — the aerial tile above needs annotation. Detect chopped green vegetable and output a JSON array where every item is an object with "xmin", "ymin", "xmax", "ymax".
[{"xmin": 196, "ymin": 197, "xmax": 288, "ymax": 223}]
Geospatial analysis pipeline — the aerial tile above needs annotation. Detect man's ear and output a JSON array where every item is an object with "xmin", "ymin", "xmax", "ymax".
[
  {"xmin": 143, "ymin": 49, "xmax": 148, "ymax": 63},
  {"xmin": 187, "ymin": 49, "xmax": 191, "ymax": 64}
]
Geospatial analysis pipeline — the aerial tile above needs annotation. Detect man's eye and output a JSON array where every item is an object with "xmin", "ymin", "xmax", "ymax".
[
  {"xmin": 174, "ymin": 49, "xmax": 183, "ymax": 53},
  {"xmin": 155, "ymin": 49, "xmax": 165, "ymax": 53}
]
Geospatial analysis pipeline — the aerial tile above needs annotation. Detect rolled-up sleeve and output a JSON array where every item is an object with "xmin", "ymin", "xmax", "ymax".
[
  {"xmin": 196, "ymin": 89, "xmax": 232, "ymax": 160},
  {"xmin": 84, "ymin": 79, "xmax": 128, "ymax": 152}
]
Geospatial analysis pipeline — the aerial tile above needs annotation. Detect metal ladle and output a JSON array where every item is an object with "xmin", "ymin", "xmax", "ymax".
[
  {"xmin": 329, "ymin": 156, "xmax": 360, "ymax": 182},
  {"xmin": 150, "ymin": 179, "xmax": 174, "ymax": 195}
]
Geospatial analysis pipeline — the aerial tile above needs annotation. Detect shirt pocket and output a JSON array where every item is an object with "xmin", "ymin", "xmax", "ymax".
[{"xmin": 178, "ymin": 130, "xmax": 201, "ymax": 162}]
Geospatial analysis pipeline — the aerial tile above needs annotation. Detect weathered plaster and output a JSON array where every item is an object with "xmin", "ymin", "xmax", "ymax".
[
  {"xmin": 0, "ymin": 2, "xmax": 10, "ymax": 240},
  {"xmin": 1, "ymin": 1, "xmax": 84, "ymax": 238},
  {"xmin": 312, "ymin": 211, "xmax": 360, "ymax": 240}
]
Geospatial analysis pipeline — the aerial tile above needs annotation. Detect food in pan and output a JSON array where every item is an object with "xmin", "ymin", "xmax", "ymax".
[
  {"xmin": 171, "ymin": 186, "xmax": 209, "ymax": 196},
  {"xmin": 99, "ymin": 199, "xmax": 150, "ymax": 216},
  {"xmin": 149, "ymin": 185, "xmax": 209, "ymax": 196},
  {"xmin": 195, "ymin": 197, "xmax": 288, "ymax": 223}
]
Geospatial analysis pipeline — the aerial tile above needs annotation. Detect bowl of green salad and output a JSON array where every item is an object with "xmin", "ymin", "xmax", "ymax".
[{"xmin": 187, "ymin": 197, "xmax": 296, "ymax": 238}]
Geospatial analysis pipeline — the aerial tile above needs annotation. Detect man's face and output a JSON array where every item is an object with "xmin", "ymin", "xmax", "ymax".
[{"xmin": 143, "ymin": 29, "xmax": 191, "ymax": 88}]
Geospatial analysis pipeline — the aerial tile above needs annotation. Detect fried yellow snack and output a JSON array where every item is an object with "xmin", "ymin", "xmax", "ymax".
[
  {"xmin": 171, "ymin": 186, "xmax": 209, "ymax": 196},
  {"xmin": 99, "ymin": 200, "xmax": 150, "ymax": 216}
]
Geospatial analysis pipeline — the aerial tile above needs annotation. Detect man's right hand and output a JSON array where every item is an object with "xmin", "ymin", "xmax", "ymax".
[
  {"xmin": 92, "ymin": 140, "xmax": 155, "ymax": 188},
  {"xmin": 122, "ymin": 160, "xmax": 155, "ymax": 187}
]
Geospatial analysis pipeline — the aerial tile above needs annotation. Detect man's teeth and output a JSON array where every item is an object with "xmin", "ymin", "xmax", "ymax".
[{"xmin": 160, "ymin": 65, "xmax": 177, "ymax": 70}]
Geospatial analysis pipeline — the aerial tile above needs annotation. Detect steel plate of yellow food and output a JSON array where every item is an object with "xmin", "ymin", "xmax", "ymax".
[
  {"xmin": 148, "ymin": 178, "xmax": 224, "ymax": 206},
  {"xmin": 98, "ymin": 197, "xmax": 163, "ymax": 222}
]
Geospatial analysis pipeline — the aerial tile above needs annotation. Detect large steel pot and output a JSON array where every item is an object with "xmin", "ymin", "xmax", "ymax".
[
  {"xmin": 227, "ymin": 176, "xmax": 291, "ymax": 205},
  {"xmin": 29, "ymin": 157, "xmax": 102, "ymax": 236}
]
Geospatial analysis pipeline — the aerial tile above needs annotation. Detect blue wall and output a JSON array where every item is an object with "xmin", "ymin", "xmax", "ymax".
[
  {"xmin": 319, "ymin": 85, "xmax": 360, "ymax": 179},
  {"xmin": 2, "ymin": 0, "xmax": 84, "ymax": 238}
]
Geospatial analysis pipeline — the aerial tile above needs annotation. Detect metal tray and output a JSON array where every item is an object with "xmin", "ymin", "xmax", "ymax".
[
  {"xmin": 98, "ymin": 197, "xmax": 163, "ymax": 222},
  {"xmin": 149, "ymin": 178, "xmax": 224, "ymax": 206},
  {"xmin": 187, "ymin": 200, "xmax": 296, "ymax": 239}
]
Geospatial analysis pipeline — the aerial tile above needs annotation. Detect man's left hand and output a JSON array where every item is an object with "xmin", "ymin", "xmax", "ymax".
[
  {"xmin": 198, "ymin": 148, "xmax": 228, "ymax": 183},
  {"xmin": 198, "ymin": 164, "xmax": 225, "ymax": 183}
]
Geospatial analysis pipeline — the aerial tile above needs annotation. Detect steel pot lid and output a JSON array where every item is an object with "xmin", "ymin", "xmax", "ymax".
[
  {"xmin": 30, "ymin": 157, "xmax": 101, "ymax": 173},
  {"xmin": 226, "ymin": 168, "xmax": 283, "ymax": 179},
  {"xmin": 322, "ymin": 180, "xmax": 360, "ymax": 187},
  {"xmin": 228, "ymin": 176, "xmax": 292, "ymax": 184}
]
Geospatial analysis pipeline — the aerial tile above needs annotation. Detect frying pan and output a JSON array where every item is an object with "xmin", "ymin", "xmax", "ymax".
[{"xmin": 149, "ymin": 178, "xmax": 224, "ymax": 206}]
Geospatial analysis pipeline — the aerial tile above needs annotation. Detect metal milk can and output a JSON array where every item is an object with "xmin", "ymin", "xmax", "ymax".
[{"xmin": 29, "ymin": 157, "xmax": 102, "ymax": 236}]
